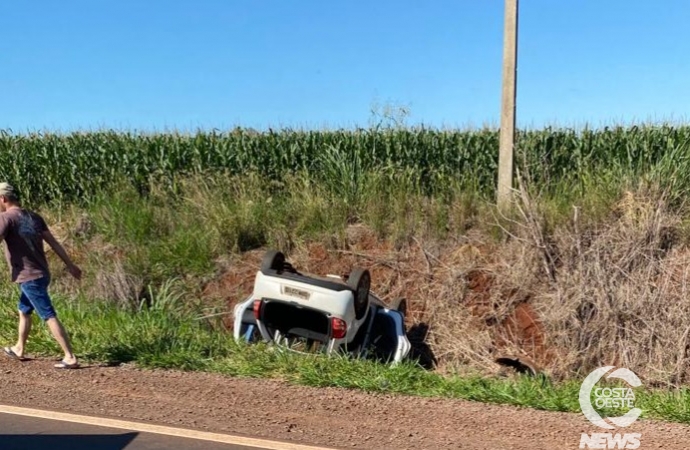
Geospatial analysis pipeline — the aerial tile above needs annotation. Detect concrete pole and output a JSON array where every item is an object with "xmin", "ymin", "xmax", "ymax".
[{"xmin": 498, "ymin": 0, "xmax": 518, "ymax": 212}]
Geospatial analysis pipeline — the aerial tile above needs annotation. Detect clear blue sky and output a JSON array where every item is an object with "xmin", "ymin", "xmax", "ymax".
[{"xmin": 2, "ymin": 0, "xmax": 689, "ymax": 132}]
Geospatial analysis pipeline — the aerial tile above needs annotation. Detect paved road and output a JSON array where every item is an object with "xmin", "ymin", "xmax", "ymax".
[{"xmin": 0, "ymin": 412, "xmax": 276, "ymax": 450}]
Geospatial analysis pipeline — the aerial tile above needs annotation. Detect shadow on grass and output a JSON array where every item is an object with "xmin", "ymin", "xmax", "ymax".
[{"xmin": 407, "ymin": 323, "xmax": 437, "ymax": 370}]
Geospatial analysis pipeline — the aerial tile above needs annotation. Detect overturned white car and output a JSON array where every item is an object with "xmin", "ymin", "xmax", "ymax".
[{"xmin": 233, "ymin": 250, "xmax": 411, "ymax": 364}]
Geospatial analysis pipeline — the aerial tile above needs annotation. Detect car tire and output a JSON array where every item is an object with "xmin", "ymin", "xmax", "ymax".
[
  {"xmin": 347, "ymin": 267, "xmax": 370, "ymax": 320},
  {"xmin": 261, "ymin": 249, "xmax": 285, "ymax": 273}
]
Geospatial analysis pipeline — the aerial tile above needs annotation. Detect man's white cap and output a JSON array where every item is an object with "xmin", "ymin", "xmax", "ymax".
[{"xmin": 0, "ymin": 182, "xmax": 17, "ymax": 198}]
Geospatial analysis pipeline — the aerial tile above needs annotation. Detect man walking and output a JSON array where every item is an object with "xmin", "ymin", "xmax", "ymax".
[{"xmin": 0, "ymin": 182, "xmax": 82, "ymax": 369}]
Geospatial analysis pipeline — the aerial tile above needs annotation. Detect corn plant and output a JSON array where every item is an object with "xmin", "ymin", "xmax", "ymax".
[{"xmin": 1, "ymin": 125, "xmax": 690, "ymax": 207}]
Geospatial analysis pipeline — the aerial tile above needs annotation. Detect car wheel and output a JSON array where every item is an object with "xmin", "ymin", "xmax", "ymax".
[
  {"xmin": 261, "ymin": 249, "xmax": 285, "ymax": 273},
  {"xmin": 347, "ymin": 267, "xmax": 370, "ymax": 320}
]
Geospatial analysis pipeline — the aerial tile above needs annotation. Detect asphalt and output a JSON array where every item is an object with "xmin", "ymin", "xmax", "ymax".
[{"xmin": 0, "ymin": 412, "xmax": 274, "ymax": 450}]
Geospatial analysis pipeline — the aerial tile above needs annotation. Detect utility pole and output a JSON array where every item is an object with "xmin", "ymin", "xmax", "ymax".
[{"xmin": 498, "ymin": 0, "xmax": 518, "ymax": 212}]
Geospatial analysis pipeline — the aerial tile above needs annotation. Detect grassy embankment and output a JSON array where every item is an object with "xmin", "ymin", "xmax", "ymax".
[{"xmin": 2, "ymin": 125, "xmax": 690, "ymax": 424}]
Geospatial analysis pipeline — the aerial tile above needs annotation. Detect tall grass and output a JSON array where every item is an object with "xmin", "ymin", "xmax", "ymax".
[{"xmin": 41, "ymin": 168, "xmax": 483, "ymax": 309}]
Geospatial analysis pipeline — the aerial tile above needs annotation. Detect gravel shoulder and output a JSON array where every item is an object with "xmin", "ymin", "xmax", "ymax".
[{"xmin": 1, "ymin": 356, "xmax": 689, "ymax": 450}]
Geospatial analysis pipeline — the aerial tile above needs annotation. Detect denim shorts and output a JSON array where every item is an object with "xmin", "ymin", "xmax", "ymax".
[{"xmin": 18, "ymin": 276, "xmax": 56, "ymax": 320}]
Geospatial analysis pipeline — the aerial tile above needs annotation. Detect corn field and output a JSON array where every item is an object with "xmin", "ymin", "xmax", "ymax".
[{"xmin": 1, "ymin": 125, "xmax": 689, "ymax": 206}]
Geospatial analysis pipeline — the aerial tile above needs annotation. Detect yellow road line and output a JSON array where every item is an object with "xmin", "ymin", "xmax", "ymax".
[{"xmin": 0, "ymin": 404, "xmax": 338, "ymax": 450}]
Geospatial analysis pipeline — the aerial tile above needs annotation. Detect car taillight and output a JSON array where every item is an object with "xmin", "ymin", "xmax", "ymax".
[
  {"xmin": 253, "ymin": 300, "xmax": 263, "ymax": 320},
  {"xmin": 331, "ymin": 317, "xmax": 347, "ymax": 339}
]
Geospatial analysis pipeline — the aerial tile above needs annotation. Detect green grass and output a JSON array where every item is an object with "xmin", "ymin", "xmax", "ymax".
[
  {"xmin": 1, "ymin": 284, "xmax": 689, "ymax": 425},
  {"xmin": 49, "ymin": 170, "xmax": 487, "ymax": 297}
]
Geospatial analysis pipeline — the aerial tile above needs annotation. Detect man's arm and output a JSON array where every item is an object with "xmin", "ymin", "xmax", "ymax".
[
  {"xmin": 42, "ymin": 229, "xmax": 82, "ymax": 280},
  {"xmin": 0, "ymin": 215, "xmax": 7, "ymax": 242}
]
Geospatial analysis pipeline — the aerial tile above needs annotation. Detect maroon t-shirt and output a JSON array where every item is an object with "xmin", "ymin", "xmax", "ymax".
[{"xmin": 0, "ymin": 207, "xmax": 50, "ymax": 283}]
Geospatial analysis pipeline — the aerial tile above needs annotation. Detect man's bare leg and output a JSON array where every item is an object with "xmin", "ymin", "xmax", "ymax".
[
  {"xmin": 45, "ymin": 317, "xmax": 78, "ymax": 365},
  {"xmin": 9, "ymin": 311, "xmax": 32, "ymax": 358}
]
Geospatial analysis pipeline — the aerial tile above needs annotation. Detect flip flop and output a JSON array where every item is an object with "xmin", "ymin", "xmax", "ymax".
[
  {"xmin": 54, "ymin": 360, "xmax": 80, "ymax": 369},
  {"xmin": 3, "ymin": 347, "xmax": 25, "ymax": 361}
]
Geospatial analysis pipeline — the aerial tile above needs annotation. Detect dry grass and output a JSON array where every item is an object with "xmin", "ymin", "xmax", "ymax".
[
  {"xmin": 89, "ymin": 257, "xmax": 146, "ymax": 309},
  {"xmin": 532, "ymin": 187, "xmax": 690, "ymax": 386}
]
